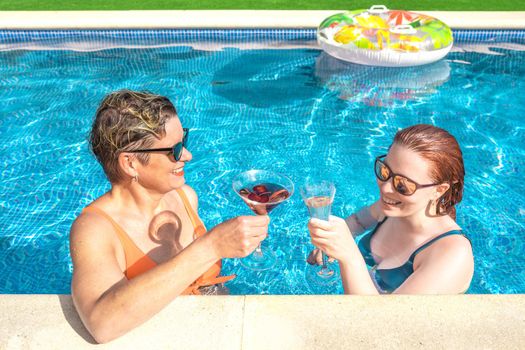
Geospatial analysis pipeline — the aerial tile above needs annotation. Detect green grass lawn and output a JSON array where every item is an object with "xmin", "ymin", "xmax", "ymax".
[{"xmin": 1, "ymin": 0, "xmax": 524, "ymax": 11}]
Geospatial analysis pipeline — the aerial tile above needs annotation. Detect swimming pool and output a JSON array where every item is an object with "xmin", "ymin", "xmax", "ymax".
[{"xmin": 0, "ymin": 29, "xmax": 524, "ymax": 294}]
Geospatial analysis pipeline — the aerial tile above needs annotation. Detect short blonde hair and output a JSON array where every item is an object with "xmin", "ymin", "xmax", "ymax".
[{"xmin": 89, "ymin": 90, "xmax": 178, "ymax": 183}]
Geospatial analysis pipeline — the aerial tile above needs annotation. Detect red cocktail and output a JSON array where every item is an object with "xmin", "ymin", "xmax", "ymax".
[{"xmin": 233, "ymin": 170, "xmax": 294, "ymax": 271}]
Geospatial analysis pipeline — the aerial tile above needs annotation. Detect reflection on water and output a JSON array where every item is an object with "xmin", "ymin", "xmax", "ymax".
[
  {"xmin": 315, "ymin": 53, "xmax": 451, "ymax": 107},
  {"xmin": 0, "ymin": 42, "xmax": 524, "ymax": 294}
]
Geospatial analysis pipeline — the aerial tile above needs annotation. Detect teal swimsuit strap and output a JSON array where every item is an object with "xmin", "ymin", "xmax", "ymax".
[
  {"xmin": 408, "ymin": 230, "xmax": 467, "ymax": 263},
  {"xmin": 360, "ymin": 217, "xmax": 388, "ymax": 250}
]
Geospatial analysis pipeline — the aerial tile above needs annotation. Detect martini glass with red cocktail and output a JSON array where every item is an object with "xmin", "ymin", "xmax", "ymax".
[{"xmin": 232, "ymin": 170, "xmax": 294, "ymax": 271}]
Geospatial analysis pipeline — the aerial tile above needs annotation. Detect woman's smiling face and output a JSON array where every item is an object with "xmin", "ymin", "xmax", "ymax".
[
  {"xmin": 135, "ymin": 117, "xmax": 193, "ymax": 193},
  {"xmin": 376, "ymin": 143, "xmax": 439, "ymax": 218}
]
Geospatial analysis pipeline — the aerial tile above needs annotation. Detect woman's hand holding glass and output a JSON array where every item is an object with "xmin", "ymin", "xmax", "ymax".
[
  {"xmin": 308, "ymin": 215, "xmax": 360, "ymax": 265},
  {"xmin": 207, "ymin": 215, "xmax": 270, "ymax": 259}
]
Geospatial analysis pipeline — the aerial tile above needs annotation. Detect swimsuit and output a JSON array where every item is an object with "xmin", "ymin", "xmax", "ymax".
[
  {"xmin": 357, "ymin": 218, "xmax": 468, "ymax": 293},
  {"xmin": 82, "ymin": 188, "xmax": 235, "ymax": 295}
]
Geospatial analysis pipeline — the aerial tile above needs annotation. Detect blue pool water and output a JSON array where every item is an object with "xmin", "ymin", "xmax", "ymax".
[{"xmin": 1, "ymin": 31, "xmax": 524, "ymax": 294}]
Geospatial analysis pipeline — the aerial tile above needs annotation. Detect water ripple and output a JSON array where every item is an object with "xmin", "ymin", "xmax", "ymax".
[{"xmin": 1, "ymin": 44, "xmax": 524, "ymax": 294}]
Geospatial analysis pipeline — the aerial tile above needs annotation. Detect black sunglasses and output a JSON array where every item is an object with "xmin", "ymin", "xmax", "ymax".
[
  {"xmin": 128, "ymin": 128, "xmax": 189, "ymax": 162},
  {"xmin": 374, "ymin": 155, "xmax": 437, "ymax": 196}
]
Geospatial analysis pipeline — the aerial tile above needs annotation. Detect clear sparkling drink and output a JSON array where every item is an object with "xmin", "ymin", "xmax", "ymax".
[{"xmin": 306, "ymin": 196, "xmax": 333, "ymax": 221}]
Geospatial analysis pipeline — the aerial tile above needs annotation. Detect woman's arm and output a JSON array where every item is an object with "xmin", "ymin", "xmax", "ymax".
[
  {"xmin": 308, "ymin": 216, "xmax": 379, "ymax": 294},
  {"xmin": 308, "ymin": 201, "xmax": 384, "ymax": 265},
  {"xmin": 392, "ymin": 235, "xmax": 474, "ymax": 294},
  {"xmin": 344, "ymin": 200, "xmax": 383, "ymax": 237},
  {"xmin": 70, "ymin": 211, "xmax": 269, "ymax": 343}
]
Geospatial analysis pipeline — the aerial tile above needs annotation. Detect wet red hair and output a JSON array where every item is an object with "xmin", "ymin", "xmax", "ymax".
[{"xmin": 393, "ymin": 124, "xmax": 464, "ymax": 219}]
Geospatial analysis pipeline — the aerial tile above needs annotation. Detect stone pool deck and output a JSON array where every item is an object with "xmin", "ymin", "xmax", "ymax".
[{"xmin": 1, "ymin": 294, "xmax": 524, "ymax": 349}]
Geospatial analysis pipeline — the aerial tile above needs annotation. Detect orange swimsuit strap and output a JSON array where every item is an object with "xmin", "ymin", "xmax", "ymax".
[
  {"xmin": 175, "ymin": 188, "xmax": 235, "ymax": 295},
  {"xmin": 82, "ymin": 206, "xmax": 157, "ymax": 279},
  {"xmin": 82, "ymin": 189, "xmax": 235, "ymax": 294}
]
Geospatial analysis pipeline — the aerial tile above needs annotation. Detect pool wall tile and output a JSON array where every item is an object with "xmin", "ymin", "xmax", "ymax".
[{"xmin": 0, "ymin": 29, "xmax": 524, "ymax": 49}]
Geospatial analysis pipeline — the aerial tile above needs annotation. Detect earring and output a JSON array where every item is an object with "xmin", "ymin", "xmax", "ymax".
[{"xmin": 133, "ymin": 174, "xmax": 139, "ymax": 182}]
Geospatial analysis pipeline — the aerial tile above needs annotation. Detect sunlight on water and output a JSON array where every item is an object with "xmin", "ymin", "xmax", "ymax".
[{"xmin": 0, "ymin": 39, "xmax": 524, "ymax": 294}]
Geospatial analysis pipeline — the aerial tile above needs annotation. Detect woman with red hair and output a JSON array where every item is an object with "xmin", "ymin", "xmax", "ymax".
[{"xmin": 308, "ymin": 124, "xmax": 474, "ymax": 294}]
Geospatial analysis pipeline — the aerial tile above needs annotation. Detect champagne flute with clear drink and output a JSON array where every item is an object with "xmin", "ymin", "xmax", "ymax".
[{"xmin": 301, "ymin": 179, "xmax": 339, "ymax": 286}]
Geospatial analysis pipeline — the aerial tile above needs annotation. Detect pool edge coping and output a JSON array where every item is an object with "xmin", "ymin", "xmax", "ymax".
[
  {"xmin": 0, "ymin": 10, "xmax": 524, "ymax": 30},
  {"xmin": 1, "ymin": 294, "xmax": 524, "ymax": 348}
]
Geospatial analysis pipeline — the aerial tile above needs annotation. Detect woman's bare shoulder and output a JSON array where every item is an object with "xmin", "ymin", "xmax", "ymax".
[
  {"xmin": 69, "ymin": 205, "xmax": 126, "ymax": 283},
  {"xmin": 182, "ymin": 184, "xmax": 198, "ymax": 202},
  {"xmin": 397, "ymin": 232, "xmax": 473, "ymax": 294},
  {"xmin": 168, "ymin": 185, "xmax": 199, "ymax": 209},
  {"xmin": 69, "ymin": 206, "xmax": 116, "ymax": 248},
  {"xmin": 416, "ymin": 232, "xmax": 473, "ymax": 269},
  {"xmin": 433, "ymin": 232, "xmax": 472, "ymax": 256}
]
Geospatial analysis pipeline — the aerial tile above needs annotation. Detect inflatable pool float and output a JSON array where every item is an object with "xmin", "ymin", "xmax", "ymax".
[{"xmin": 317, "ymin": 5, "xmax": 453, "ymax": 67}]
